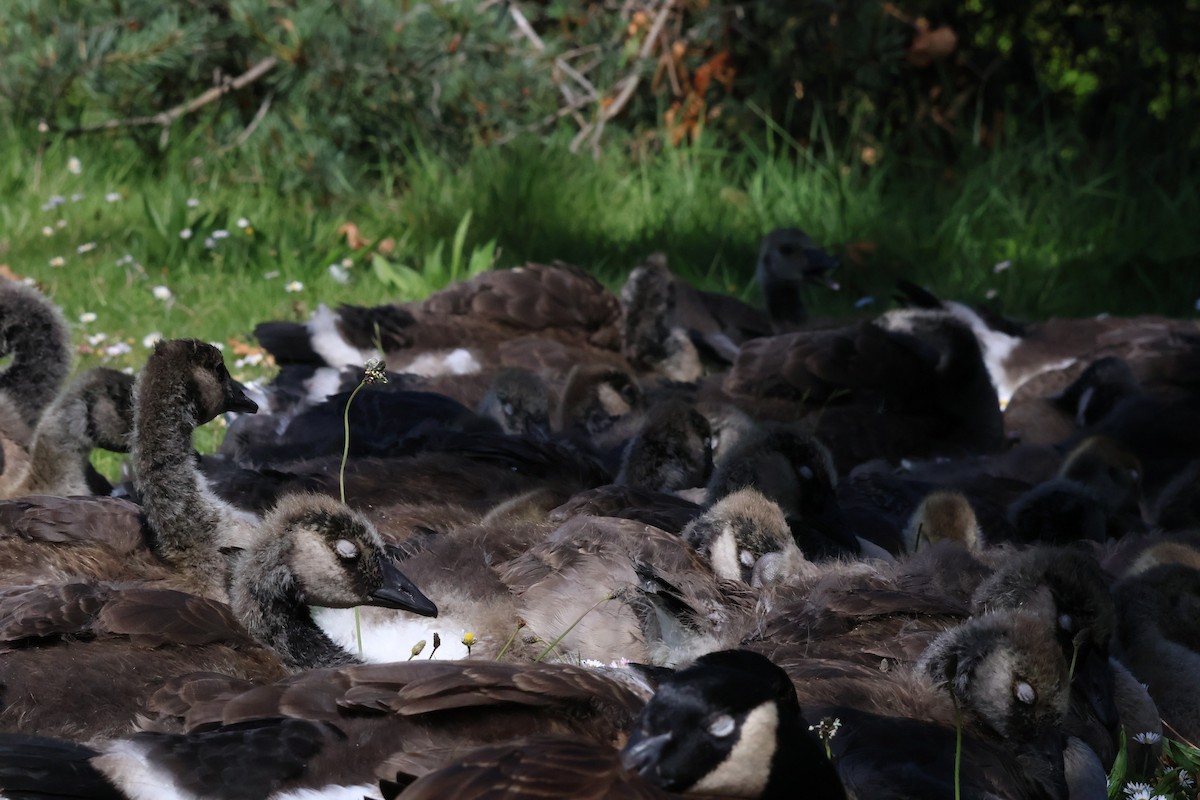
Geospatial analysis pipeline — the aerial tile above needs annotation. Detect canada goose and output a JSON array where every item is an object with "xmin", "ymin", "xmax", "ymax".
[
  {"xmin": 476, "ymin": 367, "xmax": 553, "ymax": 438},
  {"xmin": 1112, "ymin": 563, "xmax": 1200, "ymax": 744},
  {"xmin": 557, "ymin": 362, "xmax": 645, "ymax": 459},
  {"xmin": 619, "ymin": 255, "xmax": 703, "ymax": 382},
  {"xmin": 1, "ymin": 367, "xmax": 134, "ymax": 499},
  {"xmin": 499, "ymin": 514, "xmax": 753, "ymax": 666},
  {"xmin": 902, "ymin": 489, "xmax": 984, "ymax": 553},
  {"xmin": 0, "ymin": 660, "xmax": 653, "ymax": 798},
  {"xmin": 1148, "ymin": 460, "xmax": 1200, "ymax": 531},
  {"xmin": 254, "ymin": 262, "xmax": 623, "ymax": 371},
  {"xmin": 683, "ymin": 487, "xmax": 816, "ymax": 587},
  {"xmin": 807, "ymin": 611, "xmax": 1076, "ymax": 800},
  {"xmin": 898, "ymin": 282, "xmax": 1200, "ymax": 408},
  {"xmin": 723, "ymin": 308, "xmax": 1005, "ymax": 471},
  {"xmin": 1006, "ymin": 480, "xmax": 1110, "ymax": 545},
  {"xmin": 971, "ymin": 547, "xmax": 1120, "ymax": 766},
  {"xmin": 0, "ymin": 280, "xmax": 73, "ymax": 493},
  {"xmin": 0, "ymin": 492, "xmax": 436, "ymax": 741},
  {"xmin": 616, "ymin": 400, "xmax": 713, "ymax": 493},
  {"xmin": 755, "ymin": 227, "xmax": 840, "ymax": 331},
  {"xmin": 706, "ymin": 423, "xmax": 857, "ymax": 559}
]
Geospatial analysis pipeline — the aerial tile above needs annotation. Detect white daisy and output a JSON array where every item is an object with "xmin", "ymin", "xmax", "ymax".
[
  {"xmin": 285, "ymin": 280, "xmax": 304, "ymax": 293},
  {"xmin": 78, "ymin": 312, "xmax": 97, "ymax": 324},
  {"xmin": 76, "ymin": 242, "xmax": 96, "ymax": 254},
  {"xmin": 48, "ymin": 256, "xmax": 65, "ymax": 268},
  {"xmin": 67, "ymin": 157, "xmax": 82, "ymax": 174},
  {"xmin": 151, "ymin": 285, "xmax": 173, "ymax": 301},
  {"xmin": 142, "ymin": 332, "xmax": 163, "ymax": 348},
  {"xmin": 179, "ymin": 228, "xmax": 193, "ymax": 240}
]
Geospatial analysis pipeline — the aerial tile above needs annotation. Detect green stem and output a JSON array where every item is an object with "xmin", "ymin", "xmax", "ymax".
[
  {"xmin": 535, "ymin": 594, "xmax": 613, "ymax": 663},
  {"xmin": 496, "ymin": 621, "xmax": 525, "ymax": 661},
  {"xmin": 952, "ymin": 692, "xmax": 962, "ymax": 800},
  {"xmin": 339, "ymin": 381, "xmax": 367, "ymax": 505},
  {"xmin": 1068, "ymin": 638, "xmax": 1080, "ymax": 682},
  {"xmin": 341, "ymin": 380, "xmax": 367, "ymax": 654}
]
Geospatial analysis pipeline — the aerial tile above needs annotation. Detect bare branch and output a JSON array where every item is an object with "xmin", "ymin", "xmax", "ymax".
[{"xmin": 63, "ymin": 56, "xmax": 279, "ymax": 137}]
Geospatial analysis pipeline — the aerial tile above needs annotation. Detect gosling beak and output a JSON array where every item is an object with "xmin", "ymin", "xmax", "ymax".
[
  {"xmin": 223, "ymin": 378, "xmax": 260, "ymax": 414},
  {"xmin": 804, "ymin": 249, "xmax": 841, "ymax": 291},
  {"xmin": 370, "ymin": 558, "xmax": 439, "ymax": 617},
  {"xmin": 621, "ymin": 732, "xmax": 672, "ymax": 780}
]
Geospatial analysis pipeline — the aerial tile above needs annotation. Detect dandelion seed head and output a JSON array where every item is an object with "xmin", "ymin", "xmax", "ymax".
[
  {"xmin": 67, "ymin": 157, "xmax": 82, "ymax": 175},
  {"xmin": 363, "ymin": 359, "xmax": 388, "ymax": 385},
  {"xmin": 37, "ymin": 120, "xmax": 49, "ymax": 133},
  {"xmin": 41, "ymin": 226, "xmax": 54, "ymax": 237},
  {"xmin": 236, "ymin": 217, "xmax": 250, "ymax": 229},
  {"xmin": 179, "ymin": 228, "xmax": 193, "ymax": 240},
  {"xmin": 151, "ymin": 285, "xmax": 173, "ymax": 301}
]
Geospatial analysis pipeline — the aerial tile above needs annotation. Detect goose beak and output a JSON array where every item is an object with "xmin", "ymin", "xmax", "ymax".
[
  {"xmin": 1075, "ymin": 648, "xmax": 1119, "ymax": 731},
  {"xmin": 224, "ymin": 378, "xmax": 259, "ymax": 414},
  {"xmin": 803, "ymin": 249, "xmax": 841, "ymax": 291},
  {"xmin": 371, "ymin": 558, "xmax": 439, "ymax": 617},
  {"xmin": 621, "ymin": 732, "xmax": 672, "ymax": 780}
]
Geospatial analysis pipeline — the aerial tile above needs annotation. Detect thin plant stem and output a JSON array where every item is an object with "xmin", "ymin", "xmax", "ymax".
[
  {"xmin": 535, "ymin": 594, "xmax": 614, "ymax": 663},
  {"xmin": 340, "ymin": 379, "xmax": 368, "ymax": 655},
  {"xmin": 952, "ymin": 692, "xmax": 962, "ymax": 800},
  {"xmin": 1068, "ymin": 638, "xmax": 1080, "ymax": 682},
  {"xmin": 496, "ymin": 621, "xmax": 526, "ymax": 661}
]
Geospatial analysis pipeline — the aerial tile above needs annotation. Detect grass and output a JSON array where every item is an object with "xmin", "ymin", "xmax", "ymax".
[{"xmin": 1, "ymin": 119, "xmax": 1198, "ymax": 469}]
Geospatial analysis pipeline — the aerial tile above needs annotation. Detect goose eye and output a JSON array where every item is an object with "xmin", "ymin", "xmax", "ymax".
[
  {"xmin": 334, "ymin": 539, "xmax": 359, "ymax": 559},
  {"xmin": 709, "ymin": 433, "xmax": 720, "ymax": 450},
  {"xmin": 1058, "ymin": 613, "xmax": 1074, "ymax": 633},
  {"xmin": 502, "ymin": 402, "xmax": 515, "ymax": 417},
  {"xmin": 739, "ymin": 550, "xmax": 756, "ymax": 567},
  {"xmin": 1015, "ymin": 681, "xmax": 1036, "ymax": 705},
  {"xmin": 707, "ymin": 714, "xmax": 736, "ymax": 738}
]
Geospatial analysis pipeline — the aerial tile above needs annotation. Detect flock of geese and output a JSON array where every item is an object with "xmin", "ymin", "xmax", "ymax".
[{"xmin": 0, "ymin": 228, "xmax": 1198, "ymax": 799}]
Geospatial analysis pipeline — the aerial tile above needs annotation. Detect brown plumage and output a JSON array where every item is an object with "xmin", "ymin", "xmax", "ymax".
[{"xmin": 723, "ymin": 308, "xmax": 1004, "ymax": 471}]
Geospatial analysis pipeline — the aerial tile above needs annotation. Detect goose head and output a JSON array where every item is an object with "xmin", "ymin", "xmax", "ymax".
[
  {"xmin": 1050, "ymin": 357, "xmax": 1140, "ymax": 428},
  {"xmin": 139, "ymin": 338, "xmax": 259, "ymax": 425},
  {"xmin": 903, "ymin": 490, "xmax": 983, "ymax": 553},
  {"xmin": 700, "ymin": 403, "xmax": 757, "ymax": 469},
  {"xmin": 617, "ymin": 400, "xmax": 713, "ymax": 493},
  {"xmin": 1057, "ymin": 435, "xmax": 1143, "ymax": 516},
  {"xmin": 73, "ymin": 367, "xmax": 136, "ymax": 452},
  {"xmin": 972, "ymin": 547, "xmax": 1118, "ymax": 736},
  {"xmin": 622, "ymin": 649, "xmax": 845, "ymax": 798},
  {"xmin": 683, "ymin": 488, "xmax": 812, "ymax": 586},
  {"xmin": 255, "ymin": 493, "xmax": 438, "ymax": 617},
  {"xmin": 706, "ymin": 424, "xmax": 854, "ymax": 558},
  {"xmin": 619, "ymin": 255, "xmax": 702, "ymax": 381},
  {"xmin": 920, "ymin": 611, "xmax": 1070, "ymax": 741},
  {"xmin": 755, "ymin": 228, "xmax": 839, "ymax": 329},
  {"xmin": 477, "ymin": 368, "xmax": 552, "ymax": 438},
  {"xmin": 558, "ymin": 363, "xmax": 644, "ymax": 445}
]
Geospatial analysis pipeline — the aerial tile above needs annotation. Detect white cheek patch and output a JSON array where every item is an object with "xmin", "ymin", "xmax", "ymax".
[
  {"xmin": 691, "ymin": 703, "xmax": 778, "ymax": 797},
  {"xmin": 304, "ymin": 367, "xmax": 346, "ymax": 403},
  {"xmin": 707, "ymin": 527, "xmax": 741, "ymax": 582},
  {"xmin": 308, "ymin": 305, "xmax": 375, "ymax": 370}
]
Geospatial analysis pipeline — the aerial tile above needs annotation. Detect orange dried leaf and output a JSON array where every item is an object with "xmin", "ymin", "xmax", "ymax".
[{"xmin": 338, "ymin": 222, "xmax": 372, "ymax": 250}]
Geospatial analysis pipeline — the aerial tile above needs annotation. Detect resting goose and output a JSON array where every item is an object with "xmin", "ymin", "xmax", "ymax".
[
  {"xmin": 394, "ymin": 650, "xmax": 844, "ymax": 800},
  {"xmin": 0, "ymin": 492, "xmax": 436, "ymax": 741},
  {"xmin": 0, "ymin": 280, "xmax": 73, "ymax": 495},
  {"xmin": 723, "ymin": 308, "xmax": 1005, "ymax": 472},
  {"xmin": 1, "ymin": 367, "xmax": 134, "ymax": 499}
]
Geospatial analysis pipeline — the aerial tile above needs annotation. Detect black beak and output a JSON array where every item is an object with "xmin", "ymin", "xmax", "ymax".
[
  {"xmin": 524, "ymin": 416, "xmax": 552, "ymax": 441},
  {"xmin": 224, "ymin": 378, "xmax": 259, "ymax": 414},
  {"xmin": 803, "ymin": 248, "xmax": 841, "ymax": 291},
  {"xmin": 370, "ymin": 557, "xmax": 438, "ymax": 617},
  {"xmin": 620, "ymin": 731, "xmax": 671, "ymax": 781}
]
